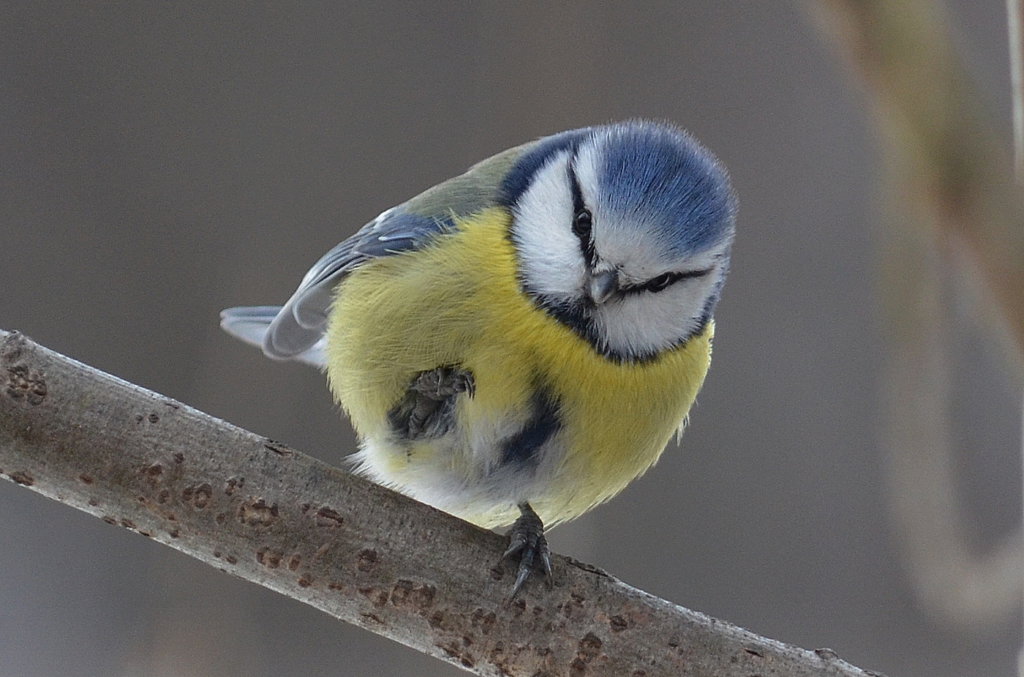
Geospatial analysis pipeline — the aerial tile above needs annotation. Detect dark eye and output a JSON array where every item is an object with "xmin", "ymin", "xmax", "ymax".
[
  {"xmin": 572, "ymin": 208, "xmax": 593, "ymax": 240},
  {"xmin": 641, "ymin": 268, "xmax": 712, "ymax": 293},
  {"xmin": 644, "ymin": 273, "xmax": 676, "ymax": 293}
]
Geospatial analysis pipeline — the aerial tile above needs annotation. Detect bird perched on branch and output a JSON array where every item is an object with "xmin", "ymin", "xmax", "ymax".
[{"xmin": 221, "ymin": 120, "xmax": 737, "ymax": 597}]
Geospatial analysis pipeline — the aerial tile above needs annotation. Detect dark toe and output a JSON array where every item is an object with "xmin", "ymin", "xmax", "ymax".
[{"xmin": 501, "ymin": 504, "xmax": 551, "ymax": 600}]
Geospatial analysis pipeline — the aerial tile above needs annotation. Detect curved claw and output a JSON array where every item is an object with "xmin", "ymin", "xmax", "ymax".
[{"xmin": 501, "ymin": 503, "xmax": 552, "ymax": 601}]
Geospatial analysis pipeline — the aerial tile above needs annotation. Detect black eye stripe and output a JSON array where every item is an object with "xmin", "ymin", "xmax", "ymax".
[
  {"xmin": 621, "ymin": 268, "xmax": 713, "ymax": 295},
  {"xmin": 568, "ymin": 164, "xmax": 586, "ymax": 216},
  {"xmin": 567, "ymin": 162, "xmax": 596, "ymax": 266}
]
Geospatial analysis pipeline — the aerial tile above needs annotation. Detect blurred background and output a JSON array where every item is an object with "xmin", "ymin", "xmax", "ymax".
[{"xmin": 2, "ymin": 3, "xmax": 1021, "ymax": 676}]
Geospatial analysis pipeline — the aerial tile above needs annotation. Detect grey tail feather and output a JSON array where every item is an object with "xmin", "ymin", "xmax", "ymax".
[{"xmin": 220, "ymin": 306, "xmax": 327, "ymax": 368}]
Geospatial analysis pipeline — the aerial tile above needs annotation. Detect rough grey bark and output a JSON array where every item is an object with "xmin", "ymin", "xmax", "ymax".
[{"xmin": 0, "ymin": 329, "xmax": 881, "ymax": 677}]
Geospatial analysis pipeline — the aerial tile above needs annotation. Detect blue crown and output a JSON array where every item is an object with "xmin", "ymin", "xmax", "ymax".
[
  {"xmin": 595, "ymin": 121, "xmax": 736, "ymax": 257},
  {"xmin": 501, "ymin": 121, "xmax": 736, "ymax": 258}
]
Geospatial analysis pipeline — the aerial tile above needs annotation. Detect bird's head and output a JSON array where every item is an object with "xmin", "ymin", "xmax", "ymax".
[{"xmin": 504, "ymin": 121, "xmax": 737, "ymax": 362}]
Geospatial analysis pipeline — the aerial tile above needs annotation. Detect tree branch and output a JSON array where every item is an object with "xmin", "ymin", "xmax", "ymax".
[{"xmin": 0, "ymin": 329, "xmax": 879, "ymax": 677}]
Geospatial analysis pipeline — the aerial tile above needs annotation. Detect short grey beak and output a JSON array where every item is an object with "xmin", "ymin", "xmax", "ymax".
[{"xmin": 588, "ymin": 270, "xmax": 619, "ymax": 304}]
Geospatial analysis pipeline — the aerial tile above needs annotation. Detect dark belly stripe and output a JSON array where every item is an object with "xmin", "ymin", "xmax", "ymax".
[{"xmin": 500, "ymin": 387, "xmax": 561, "ymax": 466}]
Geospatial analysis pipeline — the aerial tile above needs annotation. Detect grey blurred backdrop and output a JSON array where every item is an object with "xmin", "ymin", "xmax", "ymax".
[{"xmin": 2, "ymin": 3, "xmax": 1021, "ymax": 676}]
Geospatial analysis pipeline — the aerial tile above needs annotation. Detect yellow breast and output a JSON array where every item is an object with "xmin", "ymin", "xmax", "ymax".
[{"xmin": 325, "ymin": 207, "xmax": 712, "ymax": 528}]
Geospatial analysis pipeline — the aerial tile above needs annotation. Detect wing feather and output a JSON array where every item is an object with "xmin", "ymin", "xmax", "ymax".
[{"xmin": 246, "ymin": 144, "xmax": 527, "ymax": 361}]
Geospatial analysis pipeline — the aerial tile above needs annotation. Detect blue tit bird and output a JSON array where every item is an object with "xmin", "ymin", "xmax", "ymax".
[{"xmin": 221, "ymin": 120, "xmax": 737, "ymax": 596}]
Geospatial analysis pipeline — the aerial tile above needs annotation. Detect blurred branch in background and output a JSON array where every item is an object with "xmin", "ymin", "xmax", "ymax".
[
  {"xmin": 808, "ymin": 0, "xmax": 1024, "ymax": 632},
  {"xmin": 1009, "ymin": 0, "xmax": 1024, "ymax": 179},
  {"xmin": 1005, "ymin": 0, "xmax": 1024, "ymax": 672},
  {"xmin": 0, "ymin": 330, "xmax": 879, "ymax": 677}
]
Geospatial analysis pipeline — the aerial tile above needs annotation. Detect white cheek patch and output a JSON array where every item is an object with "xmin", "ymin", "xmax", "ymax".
[
  {"xmin": 573, "ymin": 141, "xmax": 602, "ymax": 211},
  {"xmin": 510, "ymin": 151, "xmax": 585, "ymax": 298},
  {"xmin": 592, "ymin": 273, "xmax": 719, "ymax": 355}
]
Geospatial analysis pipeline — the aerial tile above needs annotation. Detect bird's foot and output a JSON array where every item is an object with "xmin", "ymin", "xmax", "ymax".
[
  {"xmin": 502, "ymin": 502, "xmax": 552, "ymax": 601},
  {"xmin": 392, "ymin": 365, "xmax": 475, "ymax": 439},
  {"xmin": 411, "ymin": 365, "xmax": 476, "ymax": 399}
]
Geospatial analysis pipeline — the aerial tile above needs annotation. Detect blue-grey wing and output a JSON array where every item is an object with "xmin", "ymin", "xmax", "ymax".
[
  {"xmin": 262, "ymin": 207, "xmax": 451, "ymax": 360},
  {"xmin": 220, "ymin": 305, "xmax": 327, "ymax": 367},
  {"xmin": 222, "ymin": 143, "xmax": 527, "ymax": 363}
]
